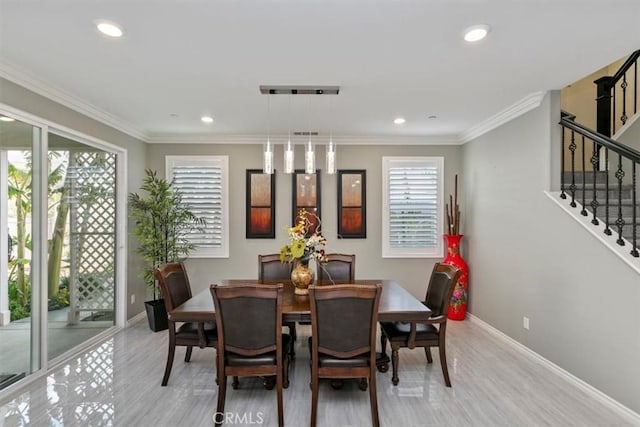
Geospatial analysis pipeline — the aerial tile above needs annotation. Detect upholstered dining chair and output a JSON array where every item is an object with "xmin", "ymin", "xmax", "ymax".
[
  {"xmin": 316, "ymin": 253, "xmax": 355, "ymax": 284},
  {"xmin": 308, "ymin": 284, "xmax": 382, "ymax": 427},
  {"xmin": 155, "ymin": 262, "xmax": 217, "ymax": 387},
  {"xmin": 258, "ymin": 253, "xmax": 297, "ymax": 354},
  {"xmin": 210, "ymin": 283, "xmax": 291, "ymax": 427},
  {"xmin": 380, "ymin": 263, "xmax": 461, "ymax": 387}
]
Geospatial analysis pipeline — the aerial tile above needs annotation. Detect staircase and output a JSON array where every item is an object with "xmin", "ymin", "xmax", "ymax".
[
  {"xmin": 559, "ymin": 49, "xmax": 640, "ymax": 259},
  {"xmin": 562, "ymin": 171, "xmax": 639, "ymax": 243}
]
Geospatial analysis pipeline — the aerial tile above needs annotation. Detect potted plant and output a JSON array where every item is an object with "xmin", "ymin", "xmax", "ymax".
[{"xmin": 129, "ymin": 169, "xmax": 203, "ymax": 331}]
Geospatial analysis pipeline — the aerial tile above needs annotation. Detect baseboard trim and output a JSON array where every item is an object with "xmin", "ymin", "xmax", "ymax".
[
  {"xmin": 466, "ymin": 313, "xmax": 640, "ymax": 424},
  {"xmin": 126, "ymin": 311, "xmax": 147, "ymax": 328}
]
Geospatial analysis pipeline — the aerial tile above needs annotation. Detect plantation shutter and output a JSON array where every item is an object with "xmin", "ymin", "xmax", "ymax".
[
  {"xmin": 382, "ymin": 157, "xmax": 444, "ymax": 258},
  {"xmin": 166, "ymin": 156, "xmax": 229, "ymax": 258}
]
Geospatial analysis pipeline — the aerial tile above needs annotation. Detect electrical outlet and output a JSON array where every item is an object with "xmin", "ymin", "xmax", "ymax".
[
  {"xmin": 130, "ymin": 294, "xmax": 136, "ymax": 304},
  {"xmin": 523, "ymin": 316, "xmax": 530, "ymax": 330}
]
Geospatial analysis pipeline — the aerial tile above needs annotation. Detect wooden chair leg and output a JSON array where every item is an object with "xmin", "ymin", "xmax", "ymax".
[
  {"xmin": 283, "ymin": 355, "xmax": 290, "ymax": 389},
  {"xmin": 232, "ymin": 376, "xmax": 240, "ymax": 389},
  {"xmin": 310, "ymin": 371, "xmax": 319, "ymax": 427},
  {"xmin": 369, "ymin": 370, "xmax": 380, "ymax": 427},
  {"xmin": 425, "ymin": 347, "xmax": 433, "ymax": 364},
  {"xmin": 184, "ymin": 346, "xmax": 193, "ymax": 362},
  {"xmin": 276, "ymin": 371, "xmax": 284, "ymax": 427},
  {"xmin": 215, "ymin": 375, "xmax": 227, "ymax": 426},
  {"xmin": 161, "ymin": 342, "xmax": 176, "ymax": 386},
  {"xmin": 439, "ymin": 344, "xmax": 451, "ymax": 387},
  {"xmin": 391, "ymin": 347, "xmax": 400, "ymax": 386}
]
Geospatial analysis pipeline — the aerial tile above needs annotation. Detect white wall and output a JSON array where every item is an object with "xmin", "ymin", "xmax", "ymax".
[
  {"xmin": 146, "ymin": 143, "xmax": 462, "ymax": 299},
  {"xmin": 462, "ymin": 91, "xmax": 640, "ymax": 413}
]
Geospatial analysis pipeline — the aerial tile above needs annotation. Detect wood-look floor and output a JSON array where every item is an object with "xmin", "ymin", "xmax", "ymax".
[{"xmin": 0, "ymin": 318, "xmax": 635, "ymax": 426}]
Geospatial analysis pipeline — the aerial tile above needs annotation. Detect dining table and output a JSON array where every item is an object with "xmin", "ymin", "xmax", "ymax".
[{"xmin": 169, "ymin": 279, "xmax": 431, "ymax": 371}]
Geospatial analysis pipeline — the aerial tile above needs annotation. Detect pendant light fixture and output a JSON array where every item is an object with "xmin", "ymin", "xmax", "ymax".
[
  {"xmin": 305, "ymin": 95, "xmax": 315, "ymax": 174},
  {"xmin": 263, "ymin": 94, "xmax": 274, "ymax": 174},
  {"xmin": 258, "ymin": 85, "xmax": 339, "ymax": 176},
  {"xmin": 284, "ymin": 95, "xmax": 294, "ymax": 174}
]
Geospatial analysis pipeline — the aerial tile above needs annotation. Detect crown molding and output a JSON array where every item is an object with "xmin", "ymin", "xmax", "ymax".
[
  {"xmin": 1, "ymin": 59, "xmax": 544, "ymax": 146},
  {"xmin": 146, "ymin": 133, "xmax": 461, "ymax": 145},
  {"xmin": 458, "ymin": 91, "xmax": 546, "ymax": 143},
  {"xmin": 0, "ymin": 61, "xmax": 149, "ymax": 141}
]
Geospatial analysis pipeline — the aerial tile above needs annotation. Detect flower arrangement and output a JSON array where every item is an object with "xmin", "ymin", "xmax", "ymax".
[{"xmin": 279, "ymin": 209, "xmax": 327, "ymax": 265}]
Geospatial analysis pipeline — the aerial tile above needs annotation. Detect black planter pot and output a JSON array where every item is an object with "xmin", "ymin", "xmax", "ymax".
[{"xmin": 145, "ymin": 299, "xmax": 168, "ymax": 332}]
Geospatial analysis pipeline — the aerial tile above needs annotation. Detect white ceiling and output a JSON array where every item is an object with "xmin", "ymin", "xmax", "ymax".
[{"xmin": 1, "ymin": 0, "xmax": 639, "ymax": 143}]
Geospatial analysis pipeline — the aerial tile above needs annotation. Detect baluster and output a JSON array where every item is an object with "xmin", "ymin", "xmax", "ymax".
[
  {"xmin": 612, "ymin": 84, "xmax": 617, "ymax": 135},
  {"xmin": 604, "ymin": 148, "xmax": 612, "ymax": 236},
  {"xmin": 634, "ymin": 61, "xmax": 637, "ymax": 116},
  {"xmin": 569, "ymin": 130, "xmax": 577, "ymax": 207},
  {"xmin": 631, "ymin": 162, "xmax": 639, "ymax": 257},
  {"xmin": 615, "ymin": 154, "xmax": 625, "ymax": 246},
  {"xmin": 590, "ymin": 140, "xmax": 600, "ymax": 225},
  {"xmin": 560, "ymin": 126, "xmax": 566, "ymax": 199},
  {"xmin": 580, "ymin": 135, "xmax": 587, "ymax": 216},
  {"xmin": 620, "ymin": 73, "xmax": 628, "ymax": 128}
]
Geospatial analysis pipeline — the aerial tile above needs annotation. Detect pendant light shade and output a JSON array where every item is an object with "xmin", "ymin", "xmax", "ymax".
[
  {"xmin": 284, "ymin": 95, "xmax": 294, "ymax": 174},
  {"xmin": 326, "ymin": 139, "xmax": 336, "ymax": 174},
  {"xmin": 263, "ymin": 94, "xmax": 274, "ymax": 174},
  {"xmin": 284, "ymin": 139, "xmax": 294, "ymax": 174},
  {"xmin": 305, "ymin": 139, "xmax": 315, "ymax": 174},
  {"xmin": 305, "ymin": 95, "xmax": 315, "ymax": 174},
  {"xmin": 263, "ymin": 139, "xmax": 274, "ymax": 174}
]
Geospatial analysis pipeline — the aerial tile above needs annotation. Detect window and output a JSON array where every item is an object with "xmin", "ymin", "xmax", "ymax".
[
  {"xmin": 382, "ymin": 156, "xmax": 444, "ymax": 258},
  {"xmin": 166, "ymin": 156, "xmax": 229, "ymax": 258}
]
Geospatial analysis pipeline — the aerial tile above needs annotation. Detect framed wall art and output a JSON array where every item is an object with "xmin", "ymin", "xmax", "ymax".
[
  {"xmin": 292, "ymin": 169, "xmax": 321, "ymax": 235},
  {"xmin": 337, "ymin": 169, "xmax": 366, "ymax": 238},
  {"xmin": 246, "ymin": 169, "xmax": 275, "ymax": 238}
]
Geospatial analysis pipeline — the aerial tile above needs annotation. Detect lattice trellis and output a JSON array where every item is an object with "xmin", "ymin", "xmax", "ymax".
[{"xmin": 68, "ymin": 151, "xmax": 116, "ymax": 323}]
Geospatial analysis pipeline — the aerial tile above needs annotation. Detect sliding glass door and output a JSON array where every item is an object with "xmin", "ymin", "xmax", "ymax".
[
  {"xmin": 0, "ymin": 116, "xmax": 41, "ymax": 389},
  {"xmin": 47, "ymin": 133, "xmax": 116, "ymax": 361},
  {"xmin": 0, "ymin": 108, "xmax": 122, "ymax": 392}
]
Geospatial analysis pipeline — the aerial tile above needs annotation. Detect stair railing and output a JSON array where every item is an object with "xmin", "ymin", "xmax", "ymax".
[
  {"xmin": 560, "ymin": 115, "xmax": 639, "ymax": 258},
  {"xmin": 595, "ymin": 49, "xmax": 639, "ymax": 137}
]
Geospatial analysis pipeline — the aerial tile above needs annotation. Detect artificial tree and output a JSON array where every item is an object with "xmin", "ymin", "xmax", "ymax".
[{"xmin": 129, "ymin": 169, "xmax": 203, "ymax": 330}]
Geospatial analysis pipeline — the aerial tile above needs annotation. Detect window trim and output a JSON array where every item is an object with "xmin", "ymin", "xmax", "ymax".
[
  {"xmin": 166, "ymin": 155, "xmax": 229, "ymax": 258},
  {"xmin": 382, "ymin": 156, "xmax": 444, "ymax": 258}
]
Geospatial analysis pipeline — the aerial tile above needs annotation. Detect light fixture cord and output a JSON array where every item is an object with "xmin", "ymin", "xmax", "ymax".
[{"xmin": 288, "ymin": 95, "xmax": 291, "ymax": 144}]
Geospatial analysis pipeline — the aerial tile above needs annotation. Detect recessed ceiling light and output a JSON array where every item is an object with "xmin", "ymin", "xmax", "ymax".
[
  {"xmin": 463, "ymin": 24, "xmax": 490, "ymax": 42},
  {"xmin": 0, "ymin": 115, "xmax": 15, "ymax": 122},
  {"xmin": 393, "ymin": 117, "xmax": 406, "ymax": 125},
  {"xmin": 96, "ymin": 20, "xmax": 124, "ymax": 38},
  {"xmin": 428, "ymin": 115, "xmax": 437, "ymax": 119},
  {"xmin": 201, "ymin": 116, "xmax": 214, "ymax": 123}
]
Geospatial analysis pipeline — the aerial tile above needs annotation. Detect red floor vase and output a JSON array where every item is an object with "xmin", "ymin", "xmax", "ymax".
[{"xmin": 442, "ymin": 234, "xmax": 468, "ymax": 320}]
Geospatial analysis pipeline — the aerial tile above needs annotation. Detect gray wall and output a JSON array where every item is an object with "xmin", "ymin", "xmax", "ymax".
[
  {"xmin": 0, "ymin": 78, "xmax": 149, "ymax": 319},
  {"xmin": 615, "ymin": 115, "xmax": 640, "ymax": 151},
  {"xmin": 147, "ymin": 143, "xmax": 462, "ymax": 298},
  {"xmin": 462, "ymin": 91, "xmax": 640, "ymax": 413}
]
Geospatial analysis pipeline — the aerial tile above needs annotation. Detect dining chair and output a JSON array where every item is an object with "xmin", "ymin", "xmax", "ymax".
[
  {"xmin": 316, "ymin": 253, "xmax": 355, "ymax": 284},
  {"xmin": 380, "ymin": 263, "xmax": 461, "ymax": 387},
  {"xmin": 155, "ymin": 262, "xmax": 217, "ymax": 387},
  {"xmin": 210, "ymin": 283, "xmax": 291, "ymax": 427},
  {"xmin": 309, "ymin": 284, "xmax": 382, "ymax": 427},
  {"xmin": 258, "ymin": 253, "xmax": 297, "ymax": 354}
]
